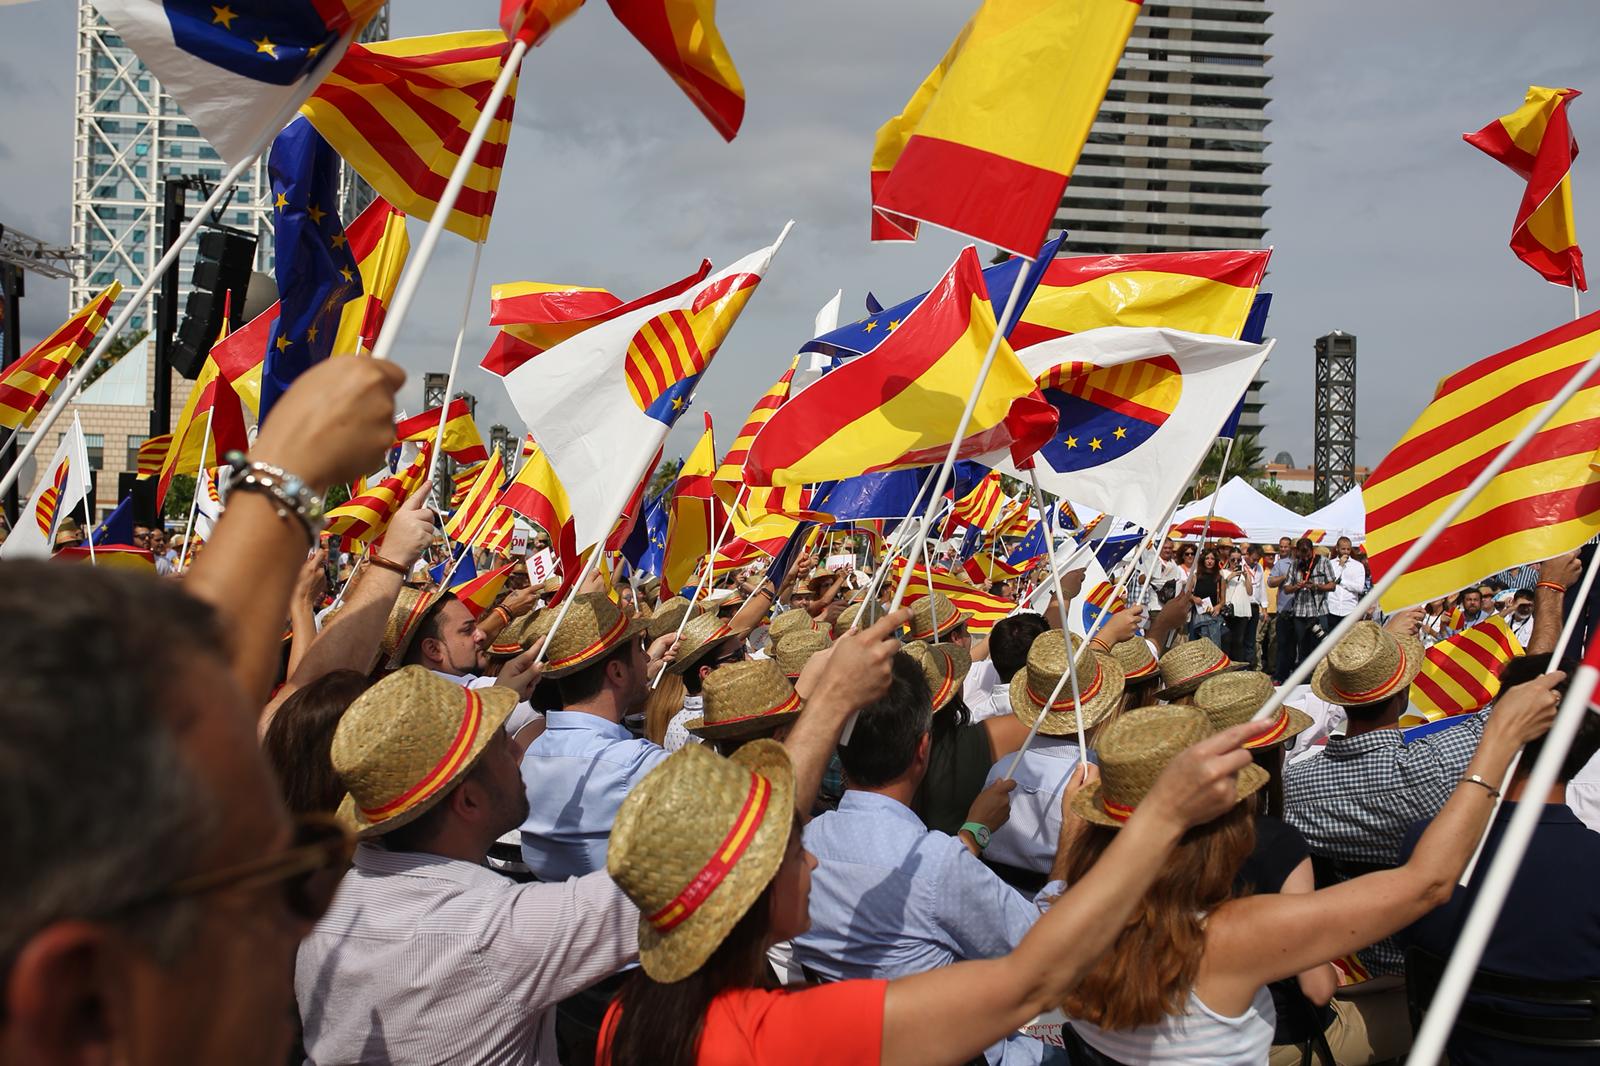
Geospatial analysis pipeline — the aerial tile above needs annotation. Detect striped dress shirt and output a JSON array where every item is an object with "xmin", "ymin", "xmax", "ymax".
[{"xmin": 295, "ymin": 845, "xmax": 637, "ymax": 1065}]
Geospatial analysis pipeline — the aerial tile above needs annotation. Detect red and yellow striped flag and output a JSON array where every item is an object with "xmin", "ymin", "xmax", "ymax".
[
  {"xmin": 890, "ymin": 555, "xmax": 1016, "ymax": 636},
  {"xmin": 325, "ymin": 445, "xmax": 432, "ymax": 549},
  {"xmin": 394, "ymin": 398, "xmax": 489, "ymax": 465},
  {"xmin": 304, "ymin": 31, "xmax": 519, "ymax": 243},
  {"xmin": 1364, "ymin": 312, "xmax": 1600, "ymax": 611},
  {"xmin": 452, "ymin": 560, "xmax": 516, "ymax": 616},
  {"xmin": 1465, "ymin": 86, "xmax": 1585, "ymax": 291},
  {"xmin": 136, "ymin": 433, "xmax": 173, "ymax": 478},
  {"xmin": 473, "ymin": 506, "xmax": 519, "ymax": 557},
  {"xmin": 963, "ymin": 551, "xmax": 1026, "ymax": 586},
  {"xmin": 1409, "ymin": 614, "xmax": 1524, "ymax": 720},
  {"xmin": 450, "ymin": 461, "xmax": 485, "ymax": 509},
  {"xmin": 500, "ymin": 0, "xmax": 583, "ymax": 45},
  {"xmin": 0, "ymin": 283, "xmax": 120, "ymax": 431},
  {"xmin": 154, "ymin": 313, "xmax": 251, "ymax": 510},
  {"xmin": 334, "ymin": 197, "xmax": 410, "ymax": 355},
  {"xmin": 34, "ymin": 455, "xmax": 70, "ymax": 538},
  {"xmin": 714, "ymin": 357, "xmax": 798, "ymax": 485},
  {"xmin": 607, "ymin": 0, "xmax": 745, "ymax": 141},
  {"xmin": 499, "ymin": 441, "xmax": 579, "ymax": 585},
  {"xmin": 947, "ymin": 469, "xmax": 1007, "ymax": 533},
  {"xmin": 444, "ymin": 451, "xmax": 505, "ymax": 543}
]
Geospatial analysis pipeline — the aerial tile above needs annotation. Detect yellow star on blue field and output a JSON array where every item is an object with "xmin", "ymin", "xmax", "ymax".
[
  {"xmin": 330, "ymin": 233, "xmax": 347, "ymax": 249},
  {"xmin": 306, "ymin": 325, "xmax": 319, "ymax": 342},
  {"xmin": 274, "ymin": 335, "xmax": 291, "ymax": 352},
  {"xmin": 671, "ymin": 395, "xmax": 686, "ymax": 411},
  {"xmin": 887, "ymin": 319, "xmax": 901, "ymax": 332},
  {"xmin": 307, "ymin": 203, "xmax": 327, "ymax": 225},
  {"xmin": 1113, "ymin": 426, "xmax": 1127, "ymax": 440},
  {"xmin": 254, "ymin": 36, "xmax": 278, "ymax": 58},
  {"xmin": 862, "ymin": 320, "xmax": 878, "ymax": 333},
  {"xmin": 1064, "ymin": 435, "xmax": 1078, "ymax": 449},
  {"xmin": 340, "ymin": 267, "xmax": 354, "ymax": 282},
  {"xmin": 273, "ymin": 191, "xmax": 289, "ymax": 211},
  {"xmin": 211, "ymin": 5, "xmax": 237, "ymax": 29},
  {"xmin": 1089, "ymin": 438, "xmax": 1103, "ymax": 451}
]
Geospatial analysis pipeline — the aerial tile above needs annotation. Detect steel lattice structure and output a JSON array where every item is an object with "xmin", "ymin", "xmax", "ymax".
[{"xmin": 1313, "ymin": 331, "xmax": 1357, "ymax": 507}]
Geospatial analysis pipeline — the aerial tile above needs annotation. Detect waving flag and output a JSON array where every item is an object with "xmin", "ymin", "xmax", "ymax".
[
  {"xmin": 394, "ymin": 399, "xmax": 489, "ymax": 465},
  {"xmin": 450, "ymin": 461, "xmax": 486, "ymax": 509},
  {"xmin": 1364, "ymin": 311, "xmax": 1600, "ymax": 611},
  {"xmin": 135, "ymin": 433, "xmax": 173, "ymax": 477},
  {"xmin": 811, "ymin": 469, "xmax": 932, "ymax": 523},
  {"xmin": 1008, "ymin": 249, "xmax": 1272, "ymax": 350},
  {"xmin": 946, "ymin": 468, "xmax": 1007, "ymax": 534},
  {"xmin": 621, "ymin": 484, "xmax": 671, "ymax": 578},
  {"xmin": 1465, "ymin": 87, "xmax": 1585, "ymax": 291},
  {"xmin": 473, "ymin": 507, "xmax": 520, "ymax": 557},
  {"xmin": 963, "ymin": 551, "xmax": 1025, "ymax": 586},
  {"xmin": 499, "ymin": 441, "xmax": 579, "ymax": 589},
  {"xmin": 889, "ymin": 556, "xmax": 1015, "ymax": 637},
  {"xmin": 996, "ymin": 326, "xmax": 1271, "ymax": 532},
  {"xmin": 0, "ymin": 283, "xmax": 121, "ymax": 431},
  {"xmin": 1005, "ymin": 514, "xmax": 1049, "ymax": 568},
  {"xmin": 607, "ymin": 0, "xmax": 745, "ymax": 141},
  {"xmin": 1, "ymin": 419, "xmax": 92, "ymax": 560},
  {"xmin": 444, "ymin": 451, "xmax": 506, "ymax": 543},
  {"xmin": 503, "ymin": 230, "xmax": 785, "ymax": 554},
  {"xmin": 331, "ymin": 197, "xmax": 409, "ymax": 355},
  {"xmin": 155, "ymin": 309, "xmax": 251, "ymax": 510},
  {"xmin": 324, "ymin": 445, "xmax": 431, "ymax": 549},
  {"xmin": 1409, "ymin": 614, "xmax": 1524, "ymax": 720},
  {"xmin": 745, "ymin": 246, "xmax": 1057, "ymax": 487},
  {"xmin": 91, "ymin": 0, "xmax": 378, "ymax": 166},
  {"xmin": 262, "ymin": 117, "xmax": 361, "ymax": 418},
  {"xmin": 304, "ymin": 31, "xmax": 522, "ymax": 242},
  {"xmin": 500, "ymin": 0, "xmax": 583, "ymax": 45},
  {"xmin": 482, "ymin": 264, "xmax": 713, "ymax": 377},
  {"xmin": 430, "ymin": 549, "xmax": 475, "ymax": 587},
  {"xmin": 870, "ymin": 0, "xmax": 1140, "ymax": 254},
  {"xmin": 452, "ymin": 561, "xmax": 517, "ymax": 618},
  {"xmin": 715, "ymin": 357, "xmax": 799, "ymax": 486},
  {"xmin": 661, "ymin": 416, "xmax": 732, "ymax": 595}
]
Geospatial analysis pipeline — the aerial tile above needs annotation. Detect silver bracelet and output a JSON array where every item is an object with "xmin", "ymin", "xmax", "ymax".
[{"xmin": 223, "ymin": 452, "xmax": 325, "ymax": 543}]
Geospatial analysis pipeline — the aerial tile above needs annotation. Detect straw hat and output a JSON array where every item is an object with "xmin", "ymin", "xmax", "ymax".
[
  {"xmin": 539, "ymin": 591, "xmax": 648, "ymax": 679},
  {"xmin": 1008, "ymin": 630, "xmax": 1125, "ymax": 736},
  {"xmin": 834, "ymin": 598, "xmax": 883, "ymax": 636},
  {"xmin": 903, "ymin": 640, "xmax": 973, "ymax": 713},
  {"xmin": 330, "ymin": 666, "xmax": 518, "ymax": 836},
  {"xmin": 1111, "ymin": 637, "xmax": 1160, "ymax": 683},
  {"xmin": 1155, "ymin": 638, "xmax": 1243, "ymax": 700},
  {"xmin": 668, "ymin": 611, "xmax": 748, "ymax": 676},
  {"xmin": 1310, "ymin": 621, "xmax": 1424, "ymax": 707},
  {"xmin": 607, "ymin": 740, "xmax": 795, "ymax": 981},
  {"xmin": 1195, "ymin": 670, "xmax": 1312, "ymax": 748},
  {"xmin": 486, "ymin": 608, "xmax": 545, "ymax": 659},
  {"xmin": 381, "ymin": 585, "xmax": 447, "ymax": 668},
  {"xmin": 768, "ymin": 609, "xmax": 820, "ymax": 643},
  {"xmin": 906, "ymin": 592, "xmax": 971, "ymax": 642},
  {"xmin": 647, "ymin": 596, "xmax": 700, "ymax": 641},
  {"xmin": 774, "ymin": 628, "xmax": 832, "ymax": 680},
  {"xmin": 1071, "ymin": 705, "xmax": 1268, "ymax": 828},
  {"xmin": 686, "ymin": 660, "xmax": 804, "ymax": 741}
]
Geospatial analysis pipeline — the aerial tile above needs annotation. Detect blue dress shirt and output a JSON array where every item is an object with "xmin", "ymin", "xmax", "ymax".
[
  {"xmin": 519, "ymin": 710, "xmax": 668, "ymax": 882},
  {"xmin": 980, "ymin": 736, "xmax": 1083, "ymax": 875},
  {"xmin": 792, "ymin": 790, "xmax": 1044, "ymax": 1065}
]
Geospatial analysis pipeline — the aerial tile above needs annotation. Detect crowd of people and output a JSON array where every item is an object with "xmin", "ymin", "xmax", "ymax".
[{"xmin": 3, "ymin": 357, "xmax": 1595, "ymax": 1066}]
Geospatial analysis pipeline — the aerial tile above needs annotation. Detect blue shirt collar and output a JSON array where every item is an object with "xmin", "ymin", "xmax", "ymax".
[
  {"xmin": 837, "ymin": 789, "xmax": 926, "ymax": 828},
  {"xmin": 543, "ymin": 709, "xmax": 633, "ymax": 740}
]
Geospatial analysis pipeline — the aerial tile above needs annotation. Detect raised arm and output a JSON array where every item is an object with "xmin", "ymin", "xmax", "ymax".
[
  {"xmin": 1528, "ymin": 552, "xmax": 1581, "ymax": 655},
  {"xmin": 879, "ymin": 721, "xmax": 1266, "ymax": 1066}
]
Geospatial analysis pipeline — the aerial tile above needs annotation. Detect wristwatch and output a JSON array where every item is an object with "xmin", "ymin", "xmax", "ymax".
[{"xmin": 960, "ymin": 821, "xmax": 991, "ymax": 851}]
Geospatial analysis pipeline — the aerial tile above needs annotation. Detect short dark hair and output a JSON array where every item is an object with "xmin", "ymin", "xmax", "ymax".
[
  {"xmin": 1514, "ymin": 587, "xmax": 1536, "ymax": 603},
  {"xmin": 556, "ymin": 638, "xmax": 635, "ymax": 705},
  {"xmin": 1342, "ymin": 687, "xmax": 1409, "ymax": 723},
  {"xmin": 990, "ymin": 613, "xmax": 1051, "ymax": 679},
  {"xmin": 401, "ymin": 592, "xmax": 461, "ymax": 667},
  {"xmin": 1296, "ymin": 537, "xmax": 1314, "ymax": 551},
  {"xmin": 262, "ymin": 670, "xmax": 372, "ymax": 816},
  {"xmin": 1498, "ymin": 654, "xmax": 1597, "ymax": 781},
  {"xmin": 838, "ymin": 652, "xmax": 932, "ymax": 787}
]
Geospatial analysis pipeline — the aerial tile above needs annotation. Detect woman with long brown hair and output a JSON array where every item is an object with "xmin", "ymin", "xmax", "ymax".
[{"xmin": 1059, "ymin": 666, "xmax": 1561, "ymax": 1064}]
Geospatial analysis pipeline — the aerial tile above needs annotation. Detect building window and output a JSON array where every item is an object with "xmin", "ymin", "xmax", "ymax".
[
  {"xmin": 83, "ymin": 434, "xmax": 105, "ymax": 471},
  {"xmin": 127, "ymin": 434, "xmax": 147, "ymax": 470}
]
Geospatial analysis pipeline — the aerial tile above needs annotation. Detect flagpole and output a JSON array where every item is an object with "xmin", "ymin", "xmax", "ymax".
[
  {"xmin": 177, "ymin": 408, "xmax": 214, "ymax": 574},
  {"xmin": 1407, "ymin": 636, "xmax": 1600, "ymax": 1066},
  {"xmin": 0, "ymin": 34, "xmax": 356, "ymax": 499},
  {"xmin": 73, "ymin": 414, "xmax": 96, "ymax": 567},
  {"xmin": 650, "ymin": 482, "xmax": 749, "ymax": 689},
  {"xmin": 1027, "ymin": 466, "xmax": 1091, "ymax": 756},
  {"xmin": 1249, "ymin": 345, "xmax": 1600, "ymax": 730},
  {"xmin": 885, "ymin": 262, "xmax": 1034, "ymax": 617},
  {"xmin": 847, "ymin": 470, "xmax": 941, "ymax": 631},
  {"xmin": 366, "ymin": 37, "xmax": 528, "ymax": 365},
  {"xmin": 1195, "ymin": 434, "xmax": 1235, "ymax": 549},
  {"xmin": 426, "ymin": 242, "xmax": 485, "ymax": 488}
]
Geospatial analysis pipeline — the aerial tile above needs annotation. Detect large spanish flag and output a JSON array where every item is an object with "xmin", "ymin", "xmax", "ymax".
[
  {"xmin": 607, "ymin": 0, "xmax": 745, "ymax": 141},
  {"xmin": 303, "ymin": 31, "xmax": 519, "ymax": 243},
  {"xmin": 0, "ymin": 283, "xmax": 120, "ymax": 431},
  {"xmin": 743, "ymin": 246, "xmax": 1057, "ymax": 487},
  {"xmin": 1465, "ymin": 86, "xmax": 1584, "ymax": 291},
  {"xmin": 1009, "ymin": 249, "xmax": 1272, "ymax": 350},
  {"xmin": 871, "ymin": 0, "xmax": 1142, "ymax": 255},
  {"xmin": 1364, "ymin": 311, "xmax": 1600, "ymax": 611}
]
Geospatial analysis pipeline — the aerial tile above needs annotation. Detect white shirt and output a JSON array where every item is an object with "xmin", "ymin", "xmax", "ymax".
[
  {"xmin": 1327, "ymin": 557, "xmax": 1367, "ymax": 616},
  {"xmin": 663, "ymin": 695, "xmax": 704, "ymax": 752},
  {"xmin": 1567, "ymin": 750, "xmax": 1600, "ymax": 835},
  {"xmin": 964, "ymin": 658, "xmax": 1005, "ymax": 722},
  {"xmin": 979, "ymin": 735, "xmax": 1084, "ymax": 874},
  {"xmin": 431, "ymin": 670, "xmax": 542, "ymax": 736},
  {"xmin": 1222, "ymin": 568, "xmax": 1253, "ymax": 616},
  {"xmin": 1509, "ymin": 611, "xmax": 1534, "ymax": 646},
  {"xmin": 1246, "ymin": 561, "xmax": 1267, "ymax": 607},
  {"xmin": 1071, "ymin": 985, "xmax": 1276, "ymax": 1065}
]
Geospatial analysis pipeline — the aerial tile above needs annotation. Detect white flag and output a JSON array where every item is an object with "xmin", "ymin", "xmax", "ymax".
[{"xmin": 2, "ymin": 419, "xmax": 92, "ymax": 559}]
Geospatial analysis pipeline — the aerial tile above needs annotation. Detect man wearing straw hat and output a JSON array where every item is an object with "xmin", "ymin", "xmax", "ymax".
[
  {"xmin": 296, "ymin": 666, "xmax": 640, "ymax": 1065},
  {"xmin": 661, "ymin": 612, "xmax": 751, "ymax": 752}
]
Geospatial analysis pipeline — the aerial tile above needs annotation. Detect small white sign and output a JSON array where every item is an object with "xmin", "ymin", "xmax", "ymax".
[
  {"xmin": 509, "ymin": 528, "xmax": 531, "ymax": 557},
  {"xmin": 525, "ymin": 548, "xmax": 556, "ymax": 584}
]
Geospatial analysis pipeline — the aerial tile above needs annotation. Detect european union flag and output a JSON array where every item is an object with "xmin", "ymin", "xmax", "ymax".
[
  {"xmin": 162, "ymin": 0, "xmax": 343, "ymax": 83},
  {"xmin": 92, "ymin": 494, "xmax": 136, "ymax": 547},
  {"xmin": 621, "ymin": 485, "xmax": 670, "ymax": 578},
  {"xmin": 1006, "ymin": 518, "xmax": 1048, "ymax": 567},
  {"xmin": 803, "ymin": 234, "xmax": 1063, "ymax": 361},
  {"xmin": 956, "ymin": 524, "xmax": 983, "ymax": 564},
  {"xmin": 262, "ymin": 117, "xmax": 361, "ymax": 418},
  {"xmin": 811, "ymin": 468, "xmax": 932, "ymax": 522}
]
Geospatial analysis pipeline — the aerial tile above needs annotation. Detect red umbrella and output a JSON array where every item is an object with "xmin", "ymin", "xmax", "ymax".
[{"xmin": 1169, "ymin": 516, "xmax": 1249, "ymax": 540}]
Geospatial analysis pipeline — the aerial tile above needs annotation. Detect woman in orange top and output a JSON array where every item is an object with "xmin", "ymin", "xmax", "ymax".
[{"xmin": 598, "ymin": 716, "xmax": 1269, "ymax": 1066}]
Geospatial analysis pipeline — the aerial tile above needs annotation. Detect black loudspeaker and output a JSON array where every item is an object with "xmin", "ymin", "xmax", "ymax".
[
  {"xmin": 118, "ymin": 471, "xmax": 160, "ymax": 528},
  {"xmin": 171, "ymin": 228, "xmax": 257, "ymax": 379}
]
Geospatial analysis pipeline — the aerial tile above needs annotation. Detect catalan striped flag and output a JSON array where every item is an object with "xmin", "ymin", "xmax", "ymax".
[
  {"xmin": 1409, "ymin": 614, "xmax": 1525, "ymax": 720},
  {"xmin": 946, "ymin": 469, "xmax": 1007, "ymax": 534},
  {"xmin": 394, "ymin": 398, "xmax": 489, "ymax": 465},
  {"xmin": 661, "ymin": 415, "xmax": 731, "ymax": 595},
  {"xmin": 992, "ymin": 494, "xmax": 1034, "ymax": 538},
  {"xmin": 324, "ymin": 444, "xmax": 432, "ymax": 549},
  {"xmin": 450, "ymin": 461, "xmax": 485, "ymax": 509},
  {"xmin": 444, "ymin": 451, "xmax": 505, "ymax": 543},
  {"xmin": 715, "ymin": 357, "xmax": 798, "ymax": 486},
  {"xmin": 963, "ymin": 551, "xmax": 1025, "ymax": 586},
  {"xmin": 34, "ymin": 455, "xmax": 71, "ymax": 538},
  {"xmin": 498, "ymin": 442, "xmax": 579, "ymax": 589},
  {"xmin": 889, "ymin": 556, "xmax": 1016, "ymax": 637},
  {"xmin": 744, "ymin": 246, "xmax": 1057, "ymax": 487},
  {"xmin": 0, "ymin": 283, "xmax": 121, "ymax": 431},
  {"xmin": 1364, "ymin": 312, "xmax": 1600, "ymax": 611},
  {"xmin": 473, "ymin": 506, "xmax": 519, "ymax": 557},
  {"xmin": 1465, "ymin": 87, "xmax": 1585, "ymax": 291},
  {"xmin": 451, "ymin": 561, "xmax": 517, "ymax": 617},
  {"xmin": 607, "ymin": 0, "xmax": 744, "ymax": 141},
  {"xmin": 870, "ymin": 0, "xmax": 1141, "ymax": 254},
  {"xmin": 1008, "ymin": 249, "xmax": 1272, "ymax": 351},
  {"xmin": 136, "ymin": 433, "xmax": 173, "ymax": 478},
  {"xmin": 304, "ymin": 31, "xmax": 520, "ymax": 243}
]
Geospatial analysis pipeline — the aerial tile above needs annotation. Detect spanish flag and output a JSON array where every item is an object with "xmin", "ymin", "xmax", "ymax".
[
  {"xmin": 304, "ymin": 31, "xmax": 520, "ymax": 243},
  {"xmin": 154, "ymin": 304, "xmax": 251, "ymax": 510},
  {"xmin": 1465, "ymin": 87, "xmax": 1585, "ymax": 291},
  {"xmin": 871, "ymin": 0, "xmax": 1141, "ymax": 255},
  {"xmin": 607, "ymin": 0, "xmax": 745, "ymax": 141},
  {"xmin": 743, "ymin": 246, "xmax": 1057, "ymax": 487},
  {"xmin": 394, "ymin": 398, "xmax": 490, "ymax": 465},
  {"xmin": 1364, "ymin": 311, "xmax": 1600, "ymax": 611},
  {"xmin": 499, "ymin": 440, "xmax": 579, "ymax": 588},
  {"xmin": 1408, "ymin": 614, "xmax": 1524, "ymax": 721},
  {"xmin": 661, "ymin": 415, "xmax": 731, "ymax": 596},
  {"xmin": 332, "ymin": 197, "xmax": 410, "ymax": 356},
  {"xmin": 0, "ymin": 283, "xmax": 120, "ymax": 431},
  {"xmin": 451, "ymin": 561, "xmax": 517, "ymax": 617}
]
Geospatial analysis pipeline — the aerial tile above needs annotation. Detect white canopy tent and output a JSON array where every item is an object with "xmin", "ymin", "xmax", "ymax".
[
  {"xmin": 1302, "ymin": 487, "xmax": 1367, "ymax": 545},
  {"xmin": 1169, "ymin": 476, "xmax": 1311, "ymax": 545}
]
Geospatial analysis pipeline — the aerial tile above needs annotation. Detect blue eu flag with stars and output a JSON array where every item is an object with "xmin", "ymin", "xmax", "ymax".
[{"xmin": 262, "ymin": 116, "xmax": 361, "ymax": 418}]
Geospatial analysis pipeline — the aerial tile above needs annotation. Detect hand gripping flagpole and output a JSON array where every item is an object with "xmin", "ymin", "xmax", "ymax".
[
  {"xmin": 1408, "ymin": 627, "xmax": 1600, "ymax": 1066},
  {"xmin": 0, "ymin": 34, "xmax": 358, "ymax": 500},
  {"xmin": 366, "ymin": 37, "xmax": 529, "ymax": 364},
  {"xmin": 1249, "ymin": 346, "xmax": 1600, "ymax": 730}
]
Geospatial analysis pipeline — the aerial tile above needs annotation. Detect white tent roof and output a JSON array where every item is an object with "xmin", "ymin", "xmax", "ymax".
[
  {"xmin": 1169, "ymin": 476, "xmax": 1310, "ymax": 544},
  {"xmin": 1303, "ymin": 487, "xmax": 1366, "ymax": 544}
]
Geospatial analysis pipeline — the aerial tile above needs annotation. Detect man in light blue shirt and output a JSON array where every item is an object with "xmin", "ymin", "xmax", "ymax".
[{"xmin": 792, "ymin": 653, "xmax": 1048, "ymax": 1066}]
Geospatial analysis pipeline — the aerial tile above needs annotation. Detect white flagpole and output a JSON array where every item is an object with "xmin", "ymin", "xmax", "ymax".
[
  {"xmin": 650, "ymin": 483, "xmax": 749, "ymax": 688},
  {"xmin": 1195, "ymin": 434, "xmax": 1235, "ymax": 548},
  {"xmin": 73, "ymin": 414, "xmax": 96, "ymax": 567},
  {"xmin": 0, "ymin": 34, "xmax": 356, "ymax": 499},
  {"xmin": 366, "ymin": 38, "xmax": 528, "ymax": 364},
  {"xmin": 1028, "ymin": 466, "xmax": 1089, "ymax": 757},
  {"xmin": 177, "ymin": 407, "xmax": 214, "ymax": 574},
  {"xmin": 1250, "ymin": 346, "xmax": 1600, "ymax": 728},
  {"xmin": 426, "ymin": 241, "xmax": 485, "ymax": 488}
]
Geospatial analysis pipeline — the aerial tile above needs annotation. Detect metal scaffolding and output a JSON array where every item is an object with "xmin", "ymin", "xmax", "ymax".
[{"xmin": 1313, "ymin": 330, "xmax": 1357, "ymax": 507}]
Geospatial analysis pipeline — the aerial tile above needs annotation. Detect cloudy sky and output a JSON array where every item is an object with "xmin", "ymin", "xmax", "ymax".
[{"xmin": 2, "ymin": 0, "xmax": 1599, "ymax": 469}]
